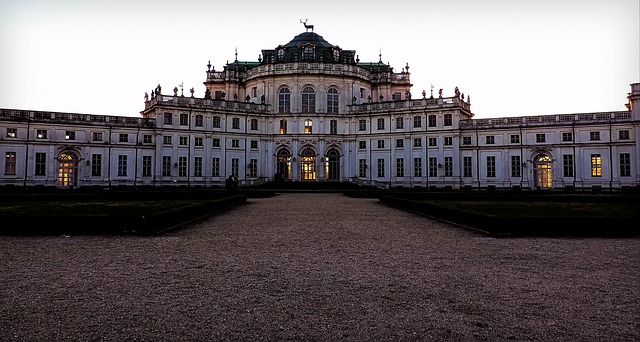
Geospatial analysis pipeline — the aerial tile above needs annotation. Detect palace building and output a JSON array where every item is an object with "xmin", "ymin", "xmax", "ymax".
[{"xmin": 1, "ymin": 28, "xmax": 639, "ymax": 190}]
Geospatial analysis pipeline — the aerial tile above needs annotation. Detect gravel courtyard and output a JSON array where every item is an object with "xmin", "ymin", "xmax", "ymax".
[{"xmin": 1, "ymin": 193, "xmax": 638, "ymax": 341}]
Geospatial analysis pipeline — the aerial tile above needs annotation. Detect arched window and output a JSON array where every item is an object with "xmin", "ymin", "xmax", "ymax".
[
  {"xmin": 277, "ymin": 48, "xmax": 284, "ymax": 61},
  {"xmin": 304, "ymin": 118, "xmax": 313, "ymax": 134},
  {"xmin": 333, "ymin": 49, "xmax": 340, "ymax": 61},
  {"xmin": 302, "ymin": 86, "xmax": 316, "ymax": 113},
  {"xmin": 278, "ymin": 87, "xmax": 290, "ymax": 113},
  {"xmin": 304, "ymin": 46, "xmax": 314, "ymax": 61},
  {"xmin": 58, "ymin": 151, "xmax": 78, "ymax": 187},
  {"xmin": 300, "ymin": 148, "xmax": 316, "ymax": 180},
  {"xmin": 325, "ymin": 148, "xmax": 340, "ymax": 180},
  {"xmin": 327, "ymin": 88, "xmax": 339, "ymax": 113},
  {"xmin": 534, "ymin": 154, "xmax": 553, "ymax": 189},
  {"xmin": 276, "ymin": 148, "xmax": 291, "ymax": 180}
]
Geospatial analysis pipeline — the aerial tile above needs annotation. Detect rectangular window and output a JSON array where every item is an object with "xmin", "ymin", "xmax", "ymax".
[
  {"xmin": 179, "ymin": 113, "xmax": 188, "ymax": 126},
  {"xmin": 212, "ymin": 138, "xmax": 220, "ymax": 148},
  {"xmin": 462, "ymin": 136, "xmax": 472, "ymax": 145},
  {"xmin": 396, "ymin": 117, "xmax": 404, "ymax": 129},
  {"xmin": 413, "ymin": 138, "xmax": 422, "ymax": 147},
  {"xmin": 330, "ymin": 120, "xmax": 337, "ymax": 135},
  {"xmin": 392, "ymin": 92, "xmax": 402, "ymax": 101},
  {"xmin": 511, "ymin": 155, "xmax": 521, "ymax": 177},
  {"xmin": 463, "ymin": 156, "xmax": 472, "ymax": 177},
  {"xmin": 119, "ymin": 133, "xmax": 128, "ymax": 143},
  {"xmin": 510, "ymin": 134, "xmax": 520, "ymax": 144},
  {"xmin": 195, "ymin": 115, "xmax": 204, "ymax": 127},
  {"xmin": 194, "ymin": 137, "xmax": 203, "ymax": 147},
  {"xmin": 143, "ymin": 135, "xmax": 152, "ymax": 144},
  {"xmin": 212, "ymin": 116, "xmax": 221, "ymax": 128},
  {"xmin": 162, "ymin": 156, "xmax": 172, "ymax": 177},
  {"xmin": 396, "ymin": 139, "xmax": 403, "ymax": 148},
  {"xmin": 92, "ymin": 154, "xmax": 102, "ymax": 177},
  {"xmin": 93, "ymin": 132, "xmax": 103, "ymax": 141},
  {"xmin": 164, "ymin": 113, "xmax": 173, "ymax": 125},
  {"xmin": 486, "ymin": 156, "xmax": 496, "ymax": 177},
  {"xmin": 163, "ymin": 136, "xmax": 172, "ymax": 145},
  {"xmin": 536, "ymin": 133, "xmax": 545, "ymax": 143},
  {"xmin": 444, "ymin": 114, "xmax": 452, "ymax": 126},
  {"xmin": 279, "ymin": 119, "xmax": 287, "ymax": 134},
  {"xmin": 359, "ymin": 141, "xmax": 366, "ymax": 149},
  {"xmin": 377, "ymin": 118, "xmax": 385, "ymax": 130},
  {"xmin": 413, "ymin": 116, "xmax": 422, "ymax": 128},
  {"xmin": 428, "ymin": 115, "xmax": 436, "ymax": 127},
  {"xmin": 444, "ymin": 137, "xmax": 452, "ymax": 146},
  {"xmin": 178, "ymin": 157, "xmax": 187, "ymax": 177},
  {"xmin": 360, "ymin": 88, "xmax": 365, "ymax": 98},
  {"xmin": 428, "ymin": 137, "xmax": 437, "ymax": 147},
  {"xmin": 179, "ymin": 136, "xmax": 189, "ymax": 146},
  {"xmin": 231, "ymin": 158, "xmax": 239, "ymax": 177},
  {"xmin": 232, "ymin": 139, "xmax": 240, "ymax": 148},
  {"xmin": 590, "ymin": 131, "xmax": 600, "ymax": 141},
  {"xmin": 444, "ymin": 157, "xmax": 453, "ymax": 177},
  {"xmin": 377, "ymin": 159, "xmax": 385, "ymax": 177},
  {"xmin": 359, "ymin": 120, "xmax": 367, "ymax": 131},
  {"xmin": 377, "ymin": 140, "xmax": 385, "ymax": 149},
  {"xmin": 486, "ymin": 136, "xmax": 495, "ymax": 144},
  {"xmin": 35, "ymin": 152, "xmax": 46, "ymax": 176},
  {"xmin": 396, "ymin": 158, "xmax": 404, "ymax": 177},
  {"xmin": 249, "ymin": 159, "xmax": 258, "ymax": 178},
  {"xmin": 36, "ymin": 129, "xmax": 47, "ymax": 139},
  {"xmin": 414, "ymin": 158, "xmax": 422, "ymax": 177},
  {"xmin": 563, "ymin": 154, "xmax": 574, "ymax": 177},
  {"xmin": 142, "ymin": 156, "xmax": 152, "ymax": 177},
  {"xmin": 117, "ymin": 155, "xmax": 127, "ymax": 177},
  {"xmin": 251, "ymin": 140, "xmax": 258, "ymax": 149},
  {"xmin": 232, "ymin": 118, "xmax": 240, "ymax": 129},
  {"xmin": 358, "ymin": 159, "xmax": 367, "ymax": 177},
  {"xmin": 619, "ymin": 130, "xmax": 630, "ymax": 140},
  {"xmin": 65, "ymin": 131, "xmax": 75, "ymax": 140},
  {"xmin": 620, "ymin": 153, "xmax": 631, "ymax": 177},
  {"xmin": 562, "ymin": 132, "xmax": 573, "ymax": 142},
  {"xmin": 428, "ymin": 157, "xmax": 437, "ymax": 177},
  {"xmin": 251, "ymin": 87, "xmax": 257, "ymax": 97},
  {"xmin": 251, "ymin": 119, "xmax": 258, "ymax": 130},
  {"xmin": 6, "ymin": 128, "xmax": 17, "ymax": 138},
  {"xmin": 591, "ymin": 154, "xmax": 602, "ymax": 177},
  {"xmin": 304, "ymin": 119, "xmax": 313, "ymax": 134},
  {"xmin": 194, "ymin": 157, "xmax": 203, "ymax": 177},
  {"xmin": 212, "ymin": 158, "xmax": 220, "ymax": 177}
]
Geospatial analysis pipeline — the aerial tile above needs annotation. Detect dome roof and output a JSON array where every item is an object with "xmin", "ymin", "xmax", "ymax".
[{"xmin": 283, "ymin": 32, "xmax": 334, "ymax": 48}]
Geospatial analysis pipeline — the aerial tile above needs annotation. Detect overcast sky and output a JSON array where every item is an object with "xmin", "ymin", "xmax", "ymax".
[{"xmin": 1, "ymin": 0, "xmax": 638, "ymax": 118}]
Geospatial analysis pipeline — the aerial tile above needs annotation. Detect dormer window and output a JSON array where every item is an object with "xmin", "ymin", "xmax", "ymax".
[
  {"xmin": 277, "ymin": 48, "xmax": 284, "ymax": 61},
  {"xmin": 333, "ymin": 48, "xmax": 340, "ymax": 61},
  {"xmin": 304, "ymin": 46, "xmax": 314, "ymax": 61}
]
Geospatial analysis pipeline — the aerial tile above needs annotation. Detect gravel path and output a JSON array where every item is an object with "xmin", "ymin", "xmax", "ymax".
[{"xmin": 1, "ymin": 193, "xmax": 638, "ymax": 341}]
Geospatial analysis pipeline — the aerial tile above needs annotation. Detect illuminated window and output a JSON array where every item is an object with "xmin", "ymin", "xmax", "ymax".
[
  {"xmin": 278, "ymin": 88, "xmax": 291, "ymax": 113},
  {"xmin": 301, "ymin": 149, "xmax": 317, "ymax": 180},
  {"xmin": 591, "ymin": 154, "xmax": 602, "ymax": 177},
  {"xmin": 396, "ymin": 158, "xmax": 404, "ymax": 177},
  {"xmin": 534, "ymin": 155, "xmax": 552, "ymax": 188},
  {"xmin": 57, "ymin": 152, "xmax": 77, "ymax": 187},
  {"xmin": 301, "ymin": 86, "xmax": 316, "ymax": 113},
  {"xmin": 6, "ymin": 128, "xmax": 17, "ymax": 138},
  {"xmin": 327, "ymin": 88, "xmax": 339, "ymax": 113},
  {"xmin": 36, "ymin": 130, "xmax": 47, "ymax": 139},
  {"xmin": 279, "ymin": 119, "xmax": 287, "ymax": 134},
  {"xmin": 304, "ymin": 119, "xmax": 313, "ymax": 134},
  {"xmin": 65, "ymin": 131, "xmax": 75, "ymax": 140}
]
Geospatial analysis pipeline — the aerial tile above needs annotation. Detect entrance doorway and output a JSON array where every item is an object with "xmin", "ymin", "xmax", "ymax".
[
  {"xmin": 276, "ymin": 149, "xmax": 291, "ymax": 180},
  {"xmin": 325, "ymin": 148, "xmax": 340, "ymax": 181},
  {"xmin": 534, "ymin": 154, "xmax": 552, "ymax": 189},
  {"xmin": 58, "ymin": 151, "xmax": 78, "ymax": 188},
  {"xmin": 300, "ymin": 148, "xmax": 316, "ymax": 180}
]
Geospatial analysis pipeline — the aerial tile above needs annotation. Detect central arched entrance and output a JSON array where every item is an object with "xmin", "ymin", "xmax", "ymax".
[
  {"xmin": 534, "ymin": 154, "xmax": 552, "ymax": 189},
  {"xmin": 58, "ymin": 151, "xmax": 78, "ymax": 188},
  {"xmin": 300, "ymin": 148, "xmax": 316, "ymax": 180},
  {"xmin": 276, "ymin": 148, "xmax": 291, "ymax": 180},
  {"xmin": 325, "ymin": 148, "xmax": 340, "ymax": 181}
]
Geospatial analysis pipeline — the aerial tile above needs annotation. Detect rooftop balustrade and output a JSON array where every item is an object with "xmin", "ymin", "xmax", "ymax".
[
  {"xmin": 144, "ymin": 95, "xmax": 269, "ymax": 113},
  {"xmin": 459, "ymin": 111, "xmax": 631, "ymax": 129},
  {"xmin": 0, "ymin": 108, "xmax": 156, "ymax": 127},
  {"xmin": 349, "ymin": 96, "xmax": 470, "ymax": 113}
]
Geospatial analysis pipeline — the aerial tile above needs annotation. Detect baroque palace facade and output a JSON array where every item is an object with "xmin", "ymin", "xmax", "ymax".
[{"xmin": 1, "ymin": 29, "xmax": 639, "ymax": 190}]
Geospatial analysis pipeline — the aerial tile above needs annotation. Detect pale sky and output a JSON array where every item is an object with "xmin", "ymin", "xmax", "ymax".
[{"xmin": 1, "ymin": 0, "xmax": 638, "ymax": 119}]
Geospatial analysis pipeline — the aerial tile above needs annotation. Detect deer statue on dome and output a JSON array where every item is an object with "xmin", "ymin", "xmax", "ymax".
[{"xmin": 300, "ymin": 19, "xmax": 314, "ymax": 32}]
